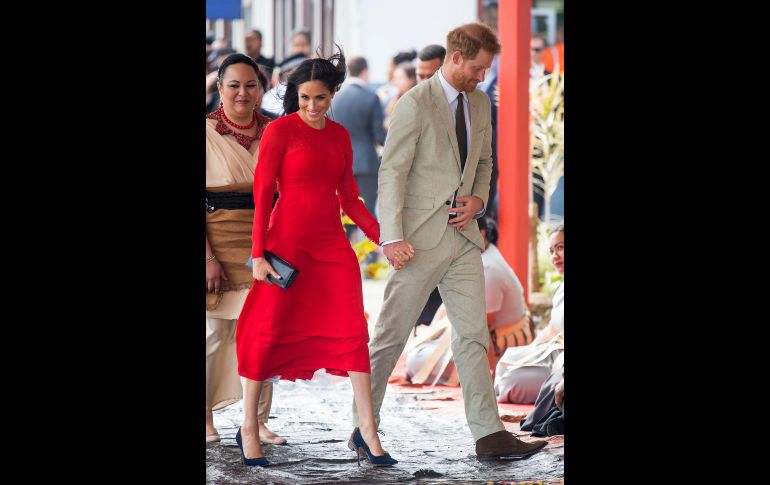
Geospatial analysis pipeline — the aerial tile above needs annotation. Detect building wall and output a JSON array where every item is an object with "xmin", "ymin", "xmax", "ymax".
[
  {"xmin": 242, "ymin": 0, "xmax": 477, "ymax": 82},
  {"xmin": 248, "ymin": 0, "xmax": 276, "ymax": 58},
  {"xmin": 334, "ymin": 0, "xmax": 477, "ymax": 85}
]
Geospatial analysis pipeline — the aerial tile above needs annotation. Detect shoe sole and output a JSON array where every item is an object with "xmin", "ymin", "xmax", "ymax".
[{"xmin": 476, "ymin": 442, "xmax": 548, "ymax": 460}]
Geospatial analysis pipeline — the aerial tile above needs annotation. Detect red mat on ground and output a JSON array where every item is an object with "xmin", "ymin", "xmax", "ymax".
[
  {"xmin": 388, "ymin": 353, "xmax": 535, "ymax": 431},
  {"xmin": 387, "ymin": 353, "xmax": 564, "ymax": 459}
]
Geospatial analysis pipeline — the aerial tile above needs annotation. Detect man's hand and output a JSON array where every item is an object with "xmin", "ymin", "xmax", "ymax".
[
  {"xmin": 448, "ymin": 196, "xmax": 484, "ymax": 230},
  {"xmin": 383, "ymin": 240, "xmax": 415, "ymax": 270}
]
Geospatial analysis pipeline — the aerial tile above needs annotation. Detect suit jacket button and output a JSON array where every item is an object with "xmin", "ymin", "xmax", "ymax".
[
  {"xmin": 445, "ymin": 201, "xmax": 450, "ymax": 205},
  {"xmin": 460, "ymin": 182, "xmax": 464, "ymax": 186}
]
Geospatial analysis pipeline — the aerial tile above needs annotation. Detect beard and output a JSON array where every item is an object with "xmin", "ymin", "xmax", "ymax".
[
  {"xmin": 461, "ymin": 78, "xmax": 478, "ymax": 93},
  {"xmin": 451, "ymin": 70, "xmax": 477, "ymax": 93}
]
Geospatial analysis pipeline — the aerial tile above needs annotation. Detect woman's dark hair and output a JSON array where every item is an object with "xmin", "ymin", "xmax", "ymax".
[
  {"xmin": 477, "ymin": 215, "xmax": 498, "ymax": 245},
  {"xmin": 395, "ymin": 62, "xmax": 417, "ymax": 82},
  {"xmin": 282, "ymin": 46, "xmax": 347, "ymax": 115},
  {"xmin": 392, "ymin": 49, "xmax": 417, "ymax": 65},
  {"xmin": 256, "ymin": 65, "xmax": 270, "ymax": 93},
  {"xmin": 217, "ymin": 53, "xmax": 268, "ymax": 93}
]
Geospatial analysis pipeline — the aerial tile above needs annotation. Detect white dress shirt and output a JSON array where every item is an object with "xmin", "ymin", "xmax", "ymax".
[
  {"xmin": 261, "ymin": 84, "xmax": 286, "ymax": 116},
  {"xmin": 436, "ymin": 67, "xmax": 471, "ymax": 158}
]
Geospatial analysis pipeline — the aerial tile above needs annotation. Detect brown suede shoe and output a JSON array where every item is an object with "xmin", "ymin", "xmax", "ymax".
[{"xmin": 475, "ymin": 430, "xmax": 548, "ymax": 458}]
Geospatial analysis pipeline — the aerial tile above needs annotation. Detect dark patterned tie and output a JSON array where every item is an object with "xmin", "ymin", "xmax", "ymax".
[{"xmin": 455, "ymin": 93, "xmax": 467, "ymax": 174}]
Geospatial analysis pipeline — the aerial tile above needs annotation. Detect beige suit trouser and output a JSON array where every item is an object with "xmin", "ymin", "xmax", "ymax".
[
  {"xmin": 352, "ymin": 224, "xmax": 505, "ymax": 441},
  {"xmin": 206, "ymin": 316, "xmax": 272, "ymax": 423}
]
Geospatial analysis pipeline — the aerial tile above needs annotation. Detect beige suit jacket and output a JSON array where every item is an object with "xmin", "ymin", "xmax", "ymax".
[{"xmin": 377, "ymin": 71, "xmax": 494, "ymax": 251}]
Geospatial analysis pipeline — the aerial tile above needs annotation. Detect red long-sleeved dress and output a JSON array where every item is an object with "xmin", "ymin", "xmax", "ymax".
[{"xmin": 236, "ymin": 112, "xmax": 380, "ymax": 382}]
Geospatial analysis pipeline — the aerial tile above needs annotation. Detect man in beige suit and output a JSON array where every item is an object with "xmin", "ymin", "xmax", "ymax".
[{"xmin": 351, "ymin": 23, "xmax": 548, "ymax": 459}]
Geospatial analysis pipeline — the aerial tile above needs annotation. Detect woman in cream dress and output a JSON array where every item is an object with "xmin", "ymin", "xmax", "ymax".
[{"xmin": 205, "ymin": 53, "xmax": 284, "ymax": 445}]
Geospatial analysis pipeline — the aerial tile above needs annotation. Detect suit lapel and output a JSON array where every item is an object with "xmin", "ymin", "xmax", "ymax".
[
  {"xmin": 466, "ymin": 92, "xmax": 483, "ymax": 178},
  {"xmin": 430, "ymin": 75, "xmax": 462, "ymax": 172}
]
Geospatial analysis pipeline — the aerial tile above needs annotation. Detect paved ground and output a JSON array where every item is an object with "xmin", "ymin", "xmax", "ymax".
[{"xmin": 207, "ymin": 279, "xmax": 564, "ymax": 484}]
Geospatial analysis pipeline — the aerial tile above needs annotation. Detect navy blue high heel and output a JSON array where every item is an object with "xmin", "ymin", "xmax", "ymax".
[
  {"xmin": 235, "ymin": 427, "xmax": 270, "ymax": 467},
  {"xmin": 350, "ymin": 427, "xmax": 398, "ymax": 466}
]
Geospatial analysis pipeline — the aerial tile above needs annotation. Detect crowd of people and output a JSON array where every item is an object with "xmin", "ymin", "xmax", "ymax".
[{"xmin": 204, "ymin": 18, "xmax": 564, "ymax": 470}]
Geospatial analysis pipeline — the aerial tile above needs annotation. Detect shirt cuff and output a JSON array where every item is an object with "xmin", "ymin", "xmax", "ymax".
[{"xmin": 381, "ymin": 239, "xmax": 403, "ymax": 246}]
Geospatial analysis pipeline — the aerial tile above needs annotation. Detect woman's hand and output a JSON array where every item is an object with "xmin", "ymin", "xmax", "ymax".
[
  {"xmin": 252, "ymin": 257, "xmax": 282, "ymax": 285},
  {"xmin": 206, "ymin": 258, "xmax": 229, "ymax": 293},
  {"xmin": 383, "ymin": 240, "xmax": 415, "ymax": 270}
]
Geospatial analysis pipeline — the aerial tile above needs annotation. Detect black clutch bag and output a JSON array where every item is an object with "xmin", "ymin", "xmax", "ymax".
[{"xmin": 263, "ymin": 250, "xmax": 299, "ymax": 289}]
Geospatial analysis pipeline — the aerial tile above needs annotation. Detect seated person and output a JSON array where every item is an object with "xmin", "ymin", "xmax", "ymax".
[
  {"xmin": 405, "ymin": 217, "xmax": 533, "ymax": 385},
  {"xmin": 479, "ymin": 217, "xmax": 535, "ymax": 371},
  {"xmin": 415, "ymin": 287, "xmax": 443, "ymax": 328},
  {"xmin": 494, "ymin": 224, "xmax": 564, "ymax": 404},
  {"xmin": 520, "ymin": 352, "xmax": 564, "ymax": 436}
]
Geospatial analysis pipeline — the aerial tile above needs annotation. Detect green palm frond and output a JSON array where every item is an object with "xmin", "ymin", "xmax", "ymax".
[
  {"xmin": 530, "ymin": 73, "xmax": 564, "ymax": 224},
  {"xmin": 491, "ymin": 71, "xmax": 564, "ymax": 225}
]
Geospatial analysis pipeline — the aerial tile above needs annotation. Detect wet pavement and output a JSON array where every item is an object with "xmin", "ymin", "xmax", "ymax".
[{"xmin": 207, "ymin": 279, "xmax": 564, "ymax": 484}]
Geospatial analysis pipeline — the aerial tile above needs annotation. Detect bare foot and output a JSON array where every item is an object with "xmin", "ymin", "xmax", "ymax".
[
  {"xmin": 206, "ymin": 412, "xmax": 220, "ymax": 442},
  {"xmin": 259, "ymin": 421, "xmax": 287, "ymax": 445},
  {"xmin": 359, "ymin": 425, "xmax": 385, "ymax": 456},
  {"xmin": 241, "ymin": 423, "xmax": 264, "ymax": 459}
]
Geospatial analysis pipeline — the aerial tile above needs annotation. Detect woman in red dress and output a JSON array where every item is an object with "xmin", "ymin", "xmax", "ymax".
[{"xmin": 235, "ymin": 50, "xmax": 410, "ymax": 467}]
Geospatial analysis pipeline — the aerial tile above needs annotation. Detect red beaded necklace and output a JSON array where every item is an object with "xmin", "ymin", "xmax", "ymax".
[
  {"xmin": 207, "ymin": 107, "xmax": 270, "ymax": 151},
  {"xmin": 219, "ymin": 101, "xmax": 257, "ymax": 129}
]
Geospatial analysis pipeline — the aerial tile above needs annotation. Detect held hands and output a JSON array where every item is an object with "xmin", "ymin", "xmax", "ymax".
[
  {"xmin": 252, "ymin": 257, "xmax": 282, "ymax": 285},
  {"xmin": 383, "ymin": 240, "xmax": 415, "ymax": 270},
  {"xmin": 206, "ymin": 258, "xmax": 229, "ymax": 293},
  {"xmin": 448, "ymin": 196, "xmax": 484, "ymax": 230}
]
